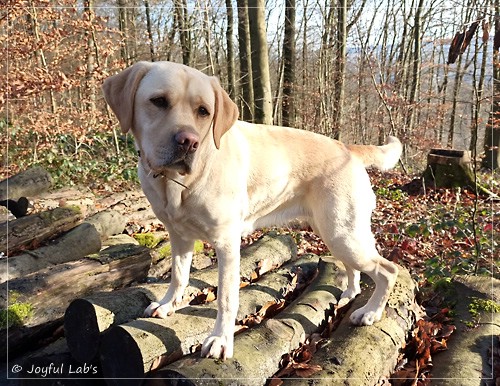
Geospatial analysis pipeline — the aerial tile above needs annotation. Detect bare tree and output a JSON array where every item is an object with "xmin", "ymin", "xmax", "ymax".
[
  {"xmin": 237, "ymin": 0, "xmax": 254, "ymax": 121},
  {"xmin": 225, "ymin": 0, "xmax": 236, "ymax": 99},
  {"xmin": 484, "ymin": 0, "xmax": 500, "ymax": 169},
  {"xmin": 281, "ymin": 0, "xmax": 296, "ymax": 127},
  {"xmin": 248, "ymin": 0, "xmax": 273, "ymax": 124}
]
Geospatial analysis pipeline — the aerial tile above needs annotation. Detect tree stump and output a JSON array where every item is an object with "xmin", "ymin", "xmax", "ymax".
[{"xmin": 422, "ymin": 149, "xmax": 474, "ymax": 189}]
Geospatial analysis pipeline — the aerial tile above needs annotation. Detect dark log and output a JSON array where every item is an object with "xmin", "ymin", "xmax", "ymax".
[
  {"xmin": 0, "ymin": 244, "xmax": 151, "ymax": 360},
  {"xmin": 0, "ymin": 167, "xmax": 52, "ymax": 202},
  {"xmin": 430, "ymin": 276, "xmax": 500, "ymax": 385},
  {"xmin": 64, "ymin": 233, "xmax": 297, "ymax": 364},
  {"xmin": 0, "ymin": 223, "xmax": 102, "ymax": 283},
  {"xmin": 0, "ymin": 206, "xmax": 84, "ymax": 256},
  {"xmin": 281, "ymin": 267, "xmax": 418, "ymax": 385},
  {"xmin": 144, "ymin": 259, "xmax": 343, "ymax": 386}
]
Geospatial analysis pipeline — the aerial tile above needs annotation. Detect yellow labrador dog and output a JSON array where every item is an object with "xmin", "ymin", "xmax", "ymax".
[{"xmin": 103, "ymin": 61, "xmax": 402, "ymax": 360}]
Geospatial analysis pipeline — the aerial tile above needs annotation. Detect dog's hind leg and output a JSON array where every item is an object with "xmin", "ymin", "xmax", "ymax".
[
  {"xmin": 144, "ymin": 230, "xmax": 194, "ymax": 318},
  {"xmin": 321, "ymin": 232, "xmax": 398, "ymax": 325}
]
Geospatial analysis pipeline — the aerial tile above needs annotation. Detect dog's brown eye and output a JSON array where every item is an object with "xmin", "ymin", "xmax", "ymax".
[
  {"xmin": 198, "ymin": 106, "xmax": 210, "ymax": 117},
  {"xmin": 150, "ymin": 97, "xmax": 169, "ymax": 109}
]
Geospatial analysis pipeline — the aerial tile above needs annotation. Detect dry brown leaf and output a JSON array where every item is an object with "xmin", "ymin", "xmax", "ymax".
[{"xmin": 293, "ymin": 362, "xmax": 323, "ymax": 378}]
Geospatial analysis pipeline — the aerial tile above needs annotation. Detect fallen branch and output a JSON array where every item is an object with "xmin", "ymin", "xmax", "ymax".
[
  {"xmin": 99, "ymin": 255, "xmax": 322, "ymax": 385},
  {"xmin": 1, "ymin": 243, "xmax": 151, "ymax": 359},
  {"xmin": 0, "ymin": 222, "xmax": 102, "ymax": 283},
  {"xmin": 0, "ymin": 206, "xmax": 84, "ymax": 256},
  {"xmin": 65, "ymin": 233, "xmax": 297, "ymax": 363},
  {"xmin": 144, "ymin": 259, "xmax": 343, "ymax": 386}
]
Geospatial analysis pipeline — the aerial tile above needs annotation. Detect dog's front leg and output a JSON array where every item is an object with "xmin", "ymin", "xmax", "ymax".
[
  {"xmin": 201, "ymin": 235, "xmax": 240, "ymax": 360},
  {"xmin": 144, "ymin": 231, "xmax": 194, "ymax": 318}
]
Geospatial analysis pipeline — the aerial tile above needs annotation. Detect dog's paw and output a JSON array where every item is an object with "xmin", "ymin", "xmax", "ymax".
[
  {"xmin": 349, "ymin": 306, "xmax": 383, "ymax": 326},
  {"xmin": 143, "ymin": 302, "xmax": 175, "ymax": 318},
  {"xmin": 201, "ymin": 334, "xmax": 234, "ymax": 360}
]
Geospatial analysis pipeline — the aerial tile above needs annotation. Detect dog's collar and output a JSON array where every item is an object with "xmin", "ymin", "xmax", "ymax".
[{"xmin": 137, "ymin": 149, "xmax": 190, "ymax": 189}]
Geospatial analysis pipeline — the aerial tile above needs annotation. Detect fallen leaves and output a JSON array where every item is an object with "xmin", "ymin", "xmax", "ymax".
[
  {"xmin": 391, "ymin": 309, "xmax": 456, "ymax": 385},
  {"xmin": 273, "ymin": 333, "xmax": 325, "ymax": 379}
]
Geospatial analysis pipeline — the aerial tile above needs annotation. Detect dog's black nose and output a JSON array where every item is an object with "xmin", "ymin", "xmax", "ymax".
[{"xmin": 175, "ymin": 131, "xmax": 199, "ymax": 153}]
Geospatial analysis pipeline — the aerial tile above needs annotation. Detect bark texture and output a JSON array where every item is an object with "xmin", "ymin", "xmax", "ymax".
[
  {"xmin": 144, "ymin": 259, "xmax": 343, "ymax": 386},
  {"xmin": 65, "ymin": 234, "xmax": 296, "ymax": 363},
  {"xmin": 0, "ymin": 167, "xmax": 52, "ymax": 201},
  {"xmin": 430, "ymin": 276, "xmax": 500, "ymax": 385},
  {"xmin": 1, "ymin": 244, "xmax": 151, "ymax": 359},
  {"xmin": 282, "ymin": 267, "xmax": 417, "ymax": 385},
  {"xmin": 0, "ymin": 206, "xmax": 84, "ymax": 256},
  {"xmin": 0, "ymin": 222, "xmax": 102, "ymax": 283},
  {"xmin": 99, "ymin": 255, "xmax": 321, "ymax": 385}
]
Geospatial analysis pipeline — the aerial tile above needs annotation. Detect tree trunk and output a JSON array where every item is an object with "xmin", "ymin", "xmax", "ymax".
[
  {"xmin": 0, "ymin": 206, "xmax": 84, "ymax": 256},
  {"xmin": 143, "ymin": 259, "xmax": 343, "ymax": 386},
  {"xmin": 248, "ymin": 0, "xmax": 273, "ymax": 124},
  {"xmin": 236, "ymin": 0, "xmax": 254, "ymax": 121},
  {"xmin": 144, "ymin": 0, "xmax": 156, "ymax": 61},
  {"xmin": 175, "ymin": 0, "xmax": 191, "ymax": 66},
  {"xmin": 64, "ymin": 234, "xmax": 296, "ymax": 363},
  {"xmin": 406, "ymin": 0, "xmax": 424, "ymax": 135},
  {"xmin": 281, "ymin": 0, "xmax": 296, "ymax": 127},
  {"xmin": 0, "ymin": 222, "xmax": 102, "ymax": 283},
  {"xmin": 332, "ymin": 0, "xmax": 347, "ymax": 140},
  {"xmin": 1, "ymin": 243, "xmax": 151, "ymax": 359},
  {"xmin": 0, "ymin": 166, "xmax": 52, "ymax": 201},
  {"xmin": 117, "ymin": 0, "xmax": 129, "ymax": 65},
  {"xmin": 225, "ymin": 0, "xmax": 236, "ymax": 99},
  {"xmin": 281, "ymin": 268, "xmax": 417, "ymax": 385},
  {"xmin": 483, "ymin": 0, "xmax": 500, "ymax": 169},
  {"xmin": 100, "ymin": 255, "xmax": 321, "ymax": 384}
]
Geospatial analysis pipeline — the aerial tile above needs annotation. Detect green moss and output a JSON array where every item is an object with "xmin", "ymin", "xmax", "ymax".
[
  {"xmin": 0, "ymin": 292, "xmax": 33, "ymax": 329},
  {"xmin": 157, "ymin": 244, "xmax": 171, "ymax": 259},
  {"xmin": 134, "ymin": 233, "xmax": 163, "ymax": 249},
  {"xmin": 155, "ymin": 240, "xmax": 204, "ymax": 260},
  {"xmin": 468, "ymin": 297, "xmax": 500, "ymax": 319},
  {"xmin": 193, "ymin": 240, "xmax": 204, "ymax": 254}
]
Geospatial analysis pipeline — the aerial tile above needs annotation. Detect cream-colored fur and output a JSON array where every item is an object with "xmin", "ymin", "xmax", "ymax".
[{"xmin": 103, "ymin": 61, "xmax": 403, "ymax": 360}]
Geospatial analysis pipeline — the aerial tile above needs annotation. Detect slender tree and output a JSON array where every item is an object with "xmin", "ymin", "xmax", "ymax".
[
  {"xmin": 225, "ymin": 0, "xmax": 236, "ymax": 99},
  {"xmin": 248, "ymin": 0, "xmax": 273, "ymax": 124},
  {"xmin": 237, "ymin": 0, "xmax": 254, "ymax": 121},
  {"xmin": 144, "ymin": 0, "xmax": 156, "ymax": 61},
  {"xmin": 483, "ymin": 0, "xmax": 500, "ymax": 169},
  {"xmin": 332, "ymin": 0, "xmax": 347, "ymax": 140},
  {"xmin": 282, "ymin": 0, "xmax": 296, "ymax": 127}
]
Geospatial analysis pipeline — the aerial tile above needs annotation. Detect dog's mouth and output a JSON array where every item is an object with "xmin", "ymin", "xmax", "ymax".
[{"xmin": 145, "ymin": 151, "xmax": 194, "ymax": 177}]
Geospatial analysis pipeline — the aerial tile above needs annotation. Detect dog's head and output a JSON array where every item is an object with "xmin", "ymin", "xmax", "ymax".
[{"xmin": 102, "ymin": 61, "xmax": 239, "ymax": 175}]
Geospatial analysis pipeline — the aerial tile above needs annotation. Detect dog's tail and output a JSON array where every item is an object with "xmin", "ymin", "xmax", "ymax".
[{"xmin": 347, "ymin": 136, "xmax": 403, "ymax": 171}]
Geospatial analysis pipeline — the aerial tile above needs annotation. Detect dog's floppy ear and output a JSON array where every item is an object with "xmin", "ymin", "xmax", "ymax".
[
  {"xmin": 102, "ymin": 61, "xmax": 152, "ymax": 133},
  {"xmin": 211, "ymin": 78, "xmax": 239, "ymax": 149}
]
